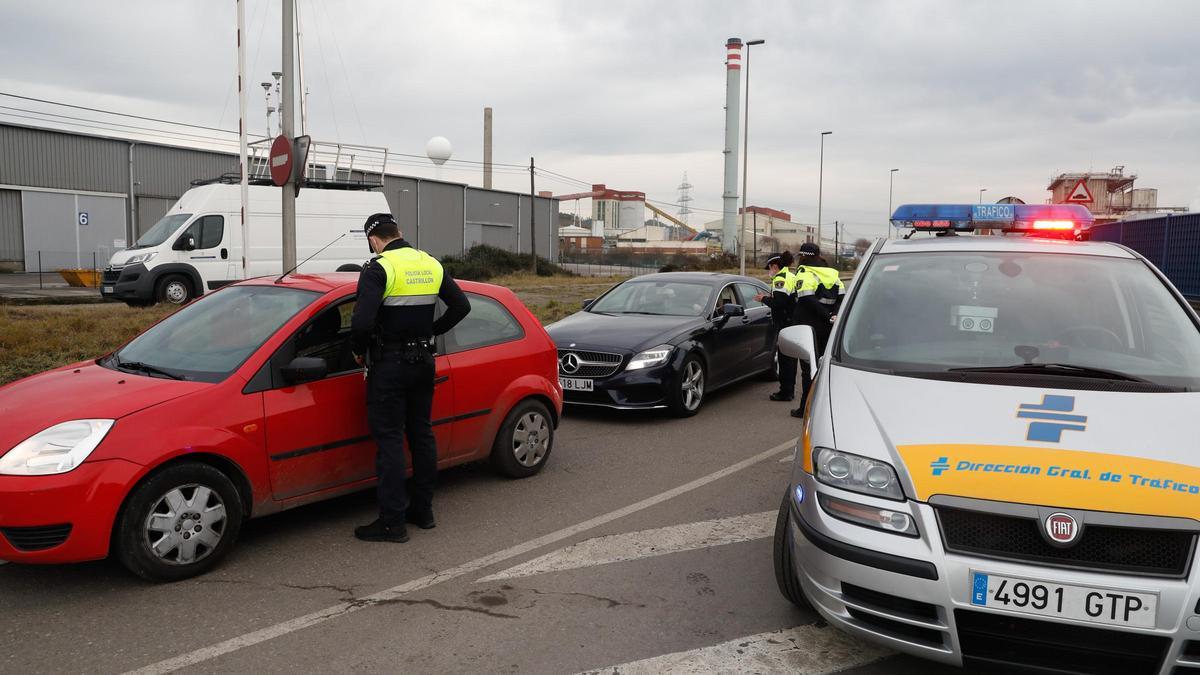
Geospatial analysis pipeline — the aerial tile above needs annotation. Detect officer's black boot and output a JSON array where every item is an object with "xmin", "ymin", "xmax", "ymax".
[
  {"xmin": 769, "ymin": 391, "xmax": 794, "ymax": 402},
  {"xmin": 406, "ymin": 510, "xmax": 436, "ymax": 530},
  {"xmin": 354, "ymin": 518, "xmax": 410, "ymax": 543}
]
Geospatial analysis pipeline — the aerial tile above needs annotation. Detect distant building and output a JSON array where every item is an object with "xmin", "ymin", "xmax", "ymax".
[
  {"xmin": 558, "ymin": 225, "xmax": 603, "ymax": 251},
  {"xmin": 702, "ymin": 206, "xmax": 815, "ymax": 250},
  {"xmin": 1046, "ymin": 166, "xmax": 1166, "ymax": 224}
]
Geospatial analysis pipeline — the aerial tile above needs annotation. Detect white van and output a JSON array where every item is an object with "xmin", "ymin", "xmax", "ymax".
[{"xmin": 102, "ymin": 184, "xmax": 388, "ymax": 305}]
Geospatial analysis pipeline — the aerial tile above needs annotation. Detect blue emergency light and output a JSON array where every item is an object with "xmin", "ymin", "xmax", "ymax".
[{"xmin": 890, "ymin": 203, "xmax": 1094, "ymax": 234}]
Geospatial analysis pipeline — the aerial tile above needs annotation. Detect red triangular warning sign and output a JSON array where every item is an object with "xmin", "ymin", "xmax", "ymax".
[{"xmin": 1065, "ymin": 178, "xmax": 1094, "ymax": 203}]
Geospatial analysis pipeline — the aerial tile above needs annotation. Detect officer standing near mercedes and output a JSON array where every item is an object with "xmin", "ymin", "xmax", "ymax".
[
  {"xmin": 789, "ymin": 242, "xmax": 845, "ymax": 419},
  {"xmin": 755, "ymin": 251, "xmax": 797, "ymax": 402},
  {"xmin": 351, "ymin": 213, "xmax": 470, "ymax": 543}
]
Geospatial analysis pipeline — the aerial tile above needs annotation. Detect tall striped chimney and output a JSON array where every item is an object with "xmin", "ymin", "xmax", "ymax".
[{"xmin": 721, "ymin": 38, "xmax": 743, "ymax": 254}]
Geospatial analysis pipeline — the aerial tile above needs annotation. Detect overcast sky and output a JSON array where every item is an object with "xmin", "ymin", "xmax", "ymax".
[{"xmin": 1, "ymin": 0, "xmax": 1198, "ymax": 240}]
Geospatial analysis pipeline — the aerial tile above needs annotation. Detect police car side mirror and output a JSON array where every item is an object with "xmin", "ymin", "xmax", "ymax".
[
  {"xmin": 581, "ymin": 298, "xmax": 594, "ymax": 310},
  {"xmin": 282, "ymin": 356, "xmax": 328, "ymax": 384},
  {"xmin": 778, "ymin": 325, "xmax": 817, "ymax": 374}
]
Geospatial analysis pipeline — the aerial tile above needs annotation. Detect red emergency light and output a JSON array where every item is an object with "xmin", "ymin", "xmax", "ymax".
[{"xmin": 1032, "ymin": 220, "xmax": 1075, "ymax": 231}]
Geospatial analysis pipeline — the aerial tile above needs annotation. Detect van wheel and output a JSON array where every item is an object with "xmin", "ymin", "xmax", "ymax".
[
  {"xmin": 156, "ymin": 274, "xmax": 193, "ymax": 305},
  {"xmin": 774, "ymin": 494, "xmax": 813, "ymax": 609},
  {"xmin": 115, "ymin": 463, "xmax": 243, "ymax": 582},
  {"xmin": 491, "ymin": 399, "xmax": 554, "ymax": 478}
]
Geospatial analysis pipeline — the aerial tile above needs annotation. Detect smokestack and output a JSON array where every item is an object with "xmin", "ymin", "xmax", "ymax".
[
  {"xmin": 721, "ymin": 38, "xmax": 743, "ymax": 254},
  {"xmin": 483, "ymin": 107, "xmax": 493, "ymax": 189}
]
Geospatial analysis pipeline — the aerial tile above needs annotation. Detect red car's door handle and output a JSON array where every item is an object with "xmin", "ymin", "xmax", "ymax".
[{"xmin": 435, "ymin": 375, "xmax": 449, "ymax": 385}]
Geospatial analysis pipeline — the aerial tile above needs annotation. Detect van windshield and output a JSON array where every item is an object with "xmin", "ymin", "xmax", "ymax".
[
  {"xmin": 132, "ymin": 213, "xmax": 192, "ymax": 249},
  {"xmin": 838, "ymin": 251, "xmax": 1200, "ymax": 390},
  {"xmin": 104, "ymin": 285, "xmax": 319, "ymax": 383}
]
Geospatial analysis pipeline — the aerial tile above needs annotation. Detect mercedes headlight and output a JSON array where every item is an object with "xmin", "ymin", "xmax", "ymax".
[
  {"xmin": 126, "ymin": 252, "xmax": 157, "ymax": 265},
  {"xmin": 626, "ymin": 345, "xmax": 673, "ymax": 371},
  {"xmin": 812, "ymin": 447, "xmax": 904, "ymax": 501},
  {"xmin": 0, "ymin": 420, "xmax": 115, "ymax": 476}
]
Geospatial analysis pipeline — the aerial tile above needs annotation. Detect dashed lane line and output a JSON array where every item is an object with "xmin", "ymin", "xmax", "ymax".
[
  {"xmin": 124, "ymin": 437, "xmax": 797, "ymax": 675},
  {"xmin": 478, "ymin": 510, "xmax": 775, "ymax": 583}
]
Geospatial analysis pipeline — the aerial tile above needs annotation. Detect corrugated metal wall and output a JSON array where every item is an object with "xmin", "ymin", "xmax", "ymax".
[
  {"xmin": 0, "ymin": 125, "xmax": 127, "ymax": 193},
  {"xmin": 1090, "ymin": 213, "xmax": 1200, "ymax": 299},
  {"xmin": 0, "ymin": 123, "xmax": 559, "ymax": 265},
  {"xmin": 133, "ymin": 144, "xmax": 236, "ymax": 198},
  {"xmin": 419, "ymin": 182, "xmax": 465, "ymax": 256},
  {"xmin": 0, "ymin": 189, "xmax": 22, "ymax": 263}
]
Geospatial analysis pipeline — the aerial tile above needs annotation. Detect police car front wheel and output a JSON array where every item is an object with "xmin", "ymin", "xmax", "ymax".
[{"xmin": 773, "ymin": 494, "xmax": 812, "ymax": 610}]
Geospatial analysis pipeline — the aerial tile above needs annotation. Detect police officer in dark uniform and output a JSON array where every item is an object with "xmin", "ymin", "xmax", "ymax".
[
  {"xmin": 351, "ymin": 213, "xmax": 470, "ymax": 543},
  {"xmin": 790, "ymin": 242, "xmax": 844, "ymax": 419},
  {"xmin": 755, "ymin": 251, "xmax": 797, "ymax": 401}
]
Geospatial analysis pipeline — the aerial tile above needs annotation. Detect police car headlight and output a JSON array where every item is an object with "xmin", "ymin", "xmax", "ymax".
[
  {"xmin": 626, "ymin": 345, "xmax": 673, "ymax": 370},
  {"xmin": 817, "ymin": 493, "xmax": 918, "ymax": 537},
  {"xmin": 0, "ymin": 420, "xmax": 114, "ymax": 476},
  {"xmin": 812, "ymin": 447, "xmax": 904, "ymax": 501},
  {"xmin": 126, "ymin": 252, "xmax": 156, "ymax": 265}
]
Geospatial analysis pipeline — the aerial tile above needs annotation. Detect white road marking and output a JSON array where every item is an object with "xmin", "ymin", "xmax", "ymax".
[
  {"xmin": 125, "ymin": 437, "xmax": 797, "ymax": 675},
  {"xmin": 577, "ymin": 624, "xmax": 891, "ymax": 674},
  {"xmin": 478, "ymin": 511, "xmax": 774, "ymax": 583}
]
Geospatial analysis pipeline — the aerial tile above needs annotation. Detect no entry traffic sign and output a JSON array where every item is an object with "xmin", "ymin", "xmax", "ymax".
[{"xmin": 269, "ymin": 135, "xmax": 293, "ymax": 187}]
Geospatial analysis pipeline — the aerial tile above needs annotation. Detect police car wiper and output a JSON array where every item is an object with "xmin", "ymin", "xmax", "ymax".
[
  {"xmin": 115, "ymin": 358, "xmax": 185, "ymax": 380},
  {"xmin": 948, "ymin": 363, "xmax": 1151, "ymax": 383}
]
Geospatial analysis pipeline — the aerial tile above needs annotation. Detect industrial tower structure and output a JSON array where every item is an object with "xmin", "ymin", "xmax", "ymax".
[{"xmin": 676, "ymin": 172, "xmax": 693, "ymax": 227}]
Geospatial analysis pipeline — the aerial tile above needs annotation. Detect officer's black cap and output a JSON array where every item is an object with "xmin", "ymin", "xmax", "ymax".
[
  {"xmin": 364, "ymin": 213, "xmax": 398, "ymax": 251},
  {"xmin": 764, "ymin": 255, "xmax": 783, "ymax": 270},
  {"xmin": 799, "ymin": 242, "xmax": 821, "ymax": 256}
]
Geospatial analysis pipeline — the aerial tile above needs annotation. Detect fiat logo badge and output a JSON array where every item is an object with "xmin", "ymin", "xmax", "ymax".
[
  {"xmin": 560, "ymin": 352, "xmax": 581, "ymax": 374},
  {"xmin": 1045, "ymin": 512, "xmax": 1079, "ymax": 545}
]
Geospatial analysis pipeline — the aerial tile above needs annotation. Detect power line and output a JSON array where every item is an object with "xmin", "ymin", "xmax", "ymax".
[
  {"xmin": 0, "ymin": 105, "xmax": 242, "ymax": 146},
  {"xmin": 317, "ymin": 0, "xmax": 367, "ymax": 144},
  {"xmin": 0, "ymin": 110, "xmax": 244, "ymax": 149},
  {"xmin": 0, "ymin": 91, "xmax": 240, "ymax": 135}
]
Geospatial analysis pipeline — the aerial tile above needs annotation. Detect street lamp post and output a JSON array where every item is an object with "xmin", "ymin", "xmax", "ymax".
[
  {"xmin": 738, "ymin": 39, "xmax": 765, "ymax": 276},
  {"xmin": 979, "ymin": 188, "xmax": 988, "ymax": 204},
  {"xmin": 817, "ymin": 131, "xmax": 832, "ymax": 250},
  {"xmin": 887, "ymin": 168, "xmax": 899, "ymax": 239}
]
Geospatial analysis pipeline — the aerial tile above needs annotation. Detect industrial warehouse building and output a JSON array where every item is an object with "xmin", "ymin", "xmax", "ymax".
[{"xmin": 0, "ymin": 122, "xmax": 558, "ymax": 272}]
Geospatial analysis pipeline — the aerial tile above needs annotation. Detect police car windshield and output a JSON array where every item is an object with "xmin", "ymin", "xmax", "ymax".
[
  {"xmin": 133, "ymin": 213, "xmax": 192, "ymax": 249},
  {"xmin": 589, "ymin": 280, "xmax": 713, "ymax": 317},
  {"xmin": 838, "ymin": 251, "xmax": 1200, "ymax": 390},
  {"xmin": 107, "ymin": 285, "xmax": 320, "ymax": 383}
]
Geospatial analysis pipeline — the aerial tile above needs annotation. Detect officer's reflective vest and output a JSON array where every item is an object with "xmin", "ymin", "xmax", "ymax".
[
  {"xmin": 771, "ymin": 268, "xmax": 797, "ymax": 295},
  {"xmin": 374, "ymin": 247, "xmax": 445, "ymax": 306},
  {"xmin": 796, "ymin": 266, "xmax": 845, "ymax": 306}
]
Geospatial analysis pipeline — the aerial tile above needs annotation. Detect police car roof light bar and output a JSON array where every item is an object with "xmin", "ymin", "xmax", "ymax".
[{"xmin": 889, "ymin": 203, "xmax": 1094, "ymax": 233}]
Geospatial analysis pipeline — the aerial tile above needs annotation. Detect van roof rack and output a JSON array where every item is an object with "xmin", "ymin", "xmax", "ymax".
[{"xmin": 192, "ymin": 139, "xmax": 390, "ymax": 190}]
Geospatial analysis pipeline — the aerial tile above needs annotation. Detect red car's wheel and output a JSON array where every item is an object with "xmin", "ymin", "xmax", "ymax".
[
  {"xmin": 491, "ymin": 399, "xmax": 554, "ymax": 479},
  {"xmin": 115, "ymin": 463, "xmax": 243, "ymax": 582}
]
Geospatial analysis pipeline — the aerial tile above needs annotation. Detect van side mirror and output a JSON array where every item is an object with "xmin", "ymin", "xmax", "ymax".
[
  {"xmin": 281, "ymin": 356, "xmax": 327, "ymax": 384},
  {"xmin": 778, "ymin": 325, "xmax": 817, "ymax": 375},
  {"xmin": 174, "ymin": 234, "xmax": 196, "ymax": 251}
]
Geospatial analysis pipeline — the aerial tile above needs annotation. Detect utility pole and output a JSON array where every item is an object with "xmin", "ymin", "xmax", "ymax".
[
  {"xmin": 281, "ymin": 0, "xmax": 297, "ymax": 272},
  {"xmin": 817, "ymin": 131, "xmax": 832, "ymax": 249},
  {"xmin": 834, "ymin": 221, "xmax": 840, "ymax": 268},
  {"xmin": 483, "ymin": 107, "xmax": 493, "ymax": 189},
  {"xmin": 887, "ymin": 168, "xmax": 899, "ymax": 240},
  {"xmin": 529, "ymin": 157, "xmax": 536, "ymax": 274}
]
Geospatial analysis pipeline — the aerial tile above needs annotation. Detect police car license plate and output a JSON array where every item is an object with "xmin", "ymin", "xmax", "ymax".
[
  {"xmin": 560, "ymin": 377, "xmax": 593, "ymax": 392},
  {"xmin": 970, "ymin": 571, "xmax": 1156, "ymax": 628}
]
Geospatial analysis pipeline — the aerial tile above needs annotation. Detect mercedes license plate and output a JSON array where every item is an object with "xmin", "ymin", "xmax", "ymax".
[
  {"xmin": 970, "ymin": 571, "xmax": 1156, "ymax": 628},
  {"xmin": 560, "ymin": 377, "xmax": 593, "ymax": 392},
  {"xmin": 102, "ymin": 286, "xmax": 114, "ymax": 294}
]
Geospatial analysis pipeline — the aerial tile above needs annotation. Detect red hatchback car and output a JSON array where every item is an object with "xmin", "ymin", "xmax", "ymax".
[{"xmin": 0, "ymin": 273, "xmax": 562, "ymax": 581}]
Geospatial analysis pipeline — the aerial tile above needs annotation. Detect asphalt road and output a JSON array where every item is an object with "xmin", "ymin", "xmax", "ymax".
[{"xmin": 1, "ymin": 377, "xmax": 970, "ymax": 675}]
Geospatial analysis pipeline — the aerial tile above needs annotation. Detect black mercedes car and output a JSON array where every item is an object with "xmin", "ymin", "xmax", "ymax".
[{"xmin": 546, "ymin": 272, "xmax": 777, "ymax": 416}]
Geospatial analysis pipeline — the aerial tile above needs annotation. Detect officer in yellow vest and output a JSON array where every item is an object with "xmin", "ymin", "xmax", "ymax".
[
  {"xmin": 351, "ymin": 213, "xmax": 470, "ymax": 543},
  {"xmin": 755, "ymin": 251, "xmax": 798, "ymax": 401},
  {"xmin": 790, "ymin": 243, "xmax": 845, "ymax": 418}
]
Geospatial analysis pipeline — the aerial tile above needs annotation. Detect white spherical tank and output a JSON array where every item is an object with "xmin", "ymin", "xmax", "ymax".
[{"xmin": 425, "ymin": 136, "xmax": 453, "ymax": 166}]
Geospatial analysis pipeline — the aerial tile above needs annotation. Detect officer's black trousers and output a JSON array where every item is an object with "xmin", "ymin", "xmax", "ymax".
[
  {"xmin": 366, "ymin": 350, "xmax": 437, "ymax": 525},
  {"xmin": 777, "ymin": 347, "xmax": 797, "ymax": 397}
]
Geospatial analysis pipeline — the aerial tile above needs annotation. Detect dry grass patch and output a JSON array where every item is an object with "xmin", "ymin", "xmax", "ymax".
[{"xmin": 0, "ymin": 304, "xmax": 177, "ymax": 385}]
